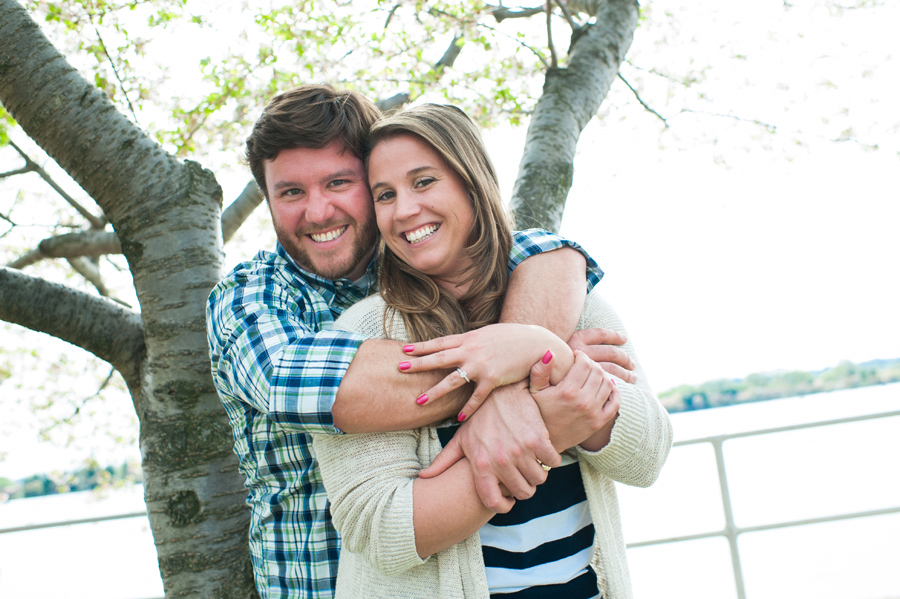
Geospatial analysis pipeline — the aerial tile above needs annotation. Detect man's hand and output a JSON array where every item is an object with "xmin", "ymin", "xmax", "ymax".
[
  {"xmin": 419, "ymin": 382, "xmax": 561, "ymax": 511},
  {"xmin": 568, "ymin": 327, "xmax": 637, "ymax": 384},
  {"xmin": 530, "ymin": 350, "xmax": 620, "ymax": 453}
]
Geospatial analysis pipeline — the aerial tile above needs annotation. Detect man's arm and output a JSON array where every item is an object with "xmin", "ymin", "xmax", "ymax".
[
  {"xmin": 332, "ymin": 339, "xmax": 467, "ymax": 433},
  {"xmin": 500, "ymin": 246, "xmax": 586, "ymax": 338}
]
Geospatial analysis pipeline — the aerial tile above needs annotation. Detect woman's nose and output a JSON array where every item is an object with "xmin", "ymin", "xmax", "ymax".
[{"xmin": 393, "ymin": 190, "xmax": 421, "ymax": 220}]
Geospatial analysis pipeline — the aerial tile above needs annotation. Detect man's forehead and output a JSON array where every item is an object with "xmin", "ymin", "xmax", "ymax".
[{"xmin": 266, "ymin": 143, "xmax": 364, "ymax": 176}]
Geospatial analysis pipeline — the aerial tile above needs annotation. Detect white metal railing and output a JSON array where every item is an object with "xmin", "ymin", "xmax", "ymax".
[
  {"xmin": 4, "ymin": 408, "xmax": 899, "ymax": 599},
  {"xmin": 626, "ymin": 408, "xmax": 900, "ymax": 599}
]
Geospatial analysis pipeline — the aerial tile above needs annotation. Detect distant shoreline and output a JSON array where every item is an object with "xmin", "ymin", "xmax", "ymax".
[{"xmin": 659, "ymin": 357, "xmax": 900, "ymax": 413}]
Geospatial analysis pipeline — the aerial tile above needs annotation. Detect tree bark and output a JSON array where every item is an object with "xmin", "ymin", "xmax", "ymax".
[
  {"xmin": 0, "ymin": 2, "xmax": 256, "ymax": 596},
  {"xmin": 0, "ymin": 266, "xmax": 143, "ymax": 392},
  {"xmin": 510, "ymin": 0, "xmax": 639, "ymax": 232}
]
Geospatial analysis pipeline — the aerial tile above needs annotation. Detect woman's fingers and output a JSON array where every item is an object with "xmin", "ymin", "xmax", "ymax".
[
  {"xmin": 456, "ymin": 382, "xmax": 492, "ymax": 422},
  {"xmin": 413, "ymin": 367, "xmax": 473, "ymax": 406},
  {"xmin": 528, "ymin": 351, "xmax": 554, "ymax": 394},
  {"xmin": 398, "ymin": 350, "xmax": 460, "ymax": 373},
  {"xmin": 400, "ymin": 334, "xmax": 464, "ymax": 357}
]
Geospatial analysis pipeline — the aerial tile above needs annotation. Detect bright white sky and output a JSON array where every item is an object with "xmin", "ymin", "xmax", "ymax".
[
  {"xmin": 485, "ymin": 0, "xmax": 900, "ymax": 392},
  {"xmin": 1, "ymin": 0, "xmax": 898, "ymax": 478}
]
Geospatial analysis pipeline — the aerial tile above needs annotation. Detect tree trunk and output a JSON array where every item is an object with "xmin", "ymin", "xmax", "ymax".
[
  {"xmin": 510, "ymin": 0, "xmax": 639, "ymax": 232},
  {"xmin": 0, "ymin": 1, "xmax": 256, "ymax": 596}
]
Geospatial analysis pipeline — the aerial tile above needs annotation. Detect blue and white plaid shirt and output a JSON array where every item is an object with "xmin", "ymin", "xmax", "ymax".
[{"xmin": 206, "ymin": 229, "xmax": 603, "ymax": 599}]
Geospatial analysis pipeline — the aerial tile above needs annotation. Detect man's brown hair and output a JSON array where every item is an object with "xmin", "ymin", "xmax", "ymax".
[{"xmin": 245, "ymin": 84, "xmax": 382, "ymax": 198}]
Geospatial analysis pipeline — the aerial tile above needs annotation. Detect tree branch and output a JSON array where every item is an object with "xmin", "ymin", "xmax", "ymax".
[
  {"xmin": 490, "ymin": 5, "xmax": 545, "ymax": 22},
  {"xmin": 554, "ymin": 0, "xmax": 581, "ymax": 30},
  {"xmin": 435, "ymin": 34, "xmax": 464, "ymax": 71},
  {"xmin": 376, "ymin": 92, "xmax": 410, "ymax": 113},
  {"xmin": 6, "ymin": 229, "xmax": 122, "ymax": 268},
  {"xmin": 478, "ymin": 21, "xmax": 550, "ymax": 69},
  {"xmin": 8, "ymin": 141, "xmax": 107, "ymax": 229},
  {"xmin": 0, "ymin": 164, "xmax": 34, "ymax": 178},
  {"xmin": 90, "ymin": 21, "xmax": 139, "ymax": 123},
  {"xmin": 0, "ymin": 266, "xmax": 144, "ymax": 392},
  {"xmin": 222, "ymin": 180, "xmax": 264, "ymax": 243},
  {"xmin": 546, "ymin": 1, "xmax": 558, "ymax": 69},
  {"xmin": 67, "ymin": 255, "xmax": 110, "ymax": 297},
  {"xmin": 619, "ymin": 73, "xmax": 668, "ymax": 127}
]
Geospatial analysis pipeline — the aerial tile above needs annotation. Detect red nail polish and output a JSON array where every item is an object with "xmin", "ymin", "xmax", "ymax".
[
  {"xmin": 416, "ymin": 394, "xmax": 428, "ymax": 405},
  {"xmin": 458, "ymin": 413, "xmax": 466, "ymax": 422},
  {"xmin": 403, "ymin": 345, "xmax": 415, "ymax": 353},
  {"xmin": 611, "ymin": 379, "xmax": 617, "ymax": 387},
  {"xmin": 542, "ymin": 351, "xmax": 552, "ymax": 364},
  {"xmin": 399, "ymin": 361, "xmax": 411, "ymax": 371}
]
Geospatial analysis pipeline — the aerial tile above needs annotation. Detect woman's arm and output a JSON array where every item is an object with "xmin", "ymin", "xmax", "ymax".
[
  {"xmin": 313, "ymin": 429, "xmax": 508, "ymax": 568},
  {"xmin": 536, "ymin": 291, "xmax": 673, "ymax": 487}
]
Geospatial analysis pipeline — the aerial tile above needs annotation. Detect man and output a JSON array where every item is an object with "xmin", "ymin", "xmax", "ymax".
[{"xmin": 206, "ymin": 84, "xmax": 634, "ymax": 598}]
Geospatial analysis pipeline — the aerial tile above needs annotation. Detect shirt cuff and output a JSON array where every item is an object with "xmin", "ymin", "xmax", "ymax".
[{"xmin": 267, "ymin": 330, "xmax": 366, "ymax": 434}]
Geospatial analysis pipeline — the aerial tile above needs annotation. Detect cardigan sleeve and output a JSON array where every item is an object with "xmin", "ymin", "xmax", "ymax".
[
  {"xmin": 313, "ymin": 295, "xmax": 429, "ymax": 574},
  {"xmin": 574, "ymin": 289, "xmax": 673, "ymax": 488},
  {"xmin": 312, "ymin": 429, "xmax": 428, "ymax": 574}
]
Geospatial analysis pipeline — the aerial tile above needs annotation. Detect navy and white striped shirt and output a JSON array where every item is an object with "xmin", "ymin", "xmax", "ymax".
[{"xmin": 438, "ymin": 429, "xmax": 601, "ymax": 599}]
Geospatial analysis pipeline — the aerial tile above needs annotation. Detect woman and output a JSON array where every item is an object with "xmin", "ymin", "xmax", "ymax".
[{"xmin": 312, "ymin": 104, "xmax": 672, "ymax": 599}]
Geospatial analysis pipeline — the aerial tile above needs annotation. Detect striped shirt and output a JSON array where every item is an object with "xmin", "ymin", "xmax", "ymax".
[
  {"xmin": 439, "ymin": 429, "xmax": 601, "ymax": 599},
  {"xmin": 206, "ymin": 229, "xmax": 603, "ymax": 599}
]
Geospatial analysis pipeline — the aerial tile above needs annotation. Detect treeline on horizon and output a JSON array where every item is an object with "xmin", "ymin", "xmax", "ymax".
[
  {"xmin": 659, "ymin": 357, "xmax": 900, "ymax": 412},
  {"xmin": 0, "ymin": 461, "xmax": 141, "ymax": 502}
]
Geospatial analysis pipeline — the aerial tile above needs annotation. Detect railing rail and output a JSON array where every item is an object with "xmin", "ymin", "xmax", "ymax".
[
  {"xmin": 626, "ymin": 407, "xmax": 900, "ymax": 599},
  {"xmin": 4, "ymin": 408, "xmax": 899, "ymax": 599}
]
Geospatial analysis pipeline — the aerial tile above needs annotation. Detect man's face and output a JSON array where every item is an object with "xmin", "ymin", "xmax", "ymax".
[{"xmin": 264, "ymin": 142, "xmax": 378, "ymax": 281}]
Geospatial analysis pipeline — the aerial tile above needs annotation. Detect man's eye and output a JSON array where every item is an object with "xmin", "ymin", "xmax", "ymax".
[
  {"xmin": 282, "ymin": 188, "xmax": 302, "ymax": 198},
  {"xmin": 329, "ymin": 179, "xmax": 349, "ymax": 188}
]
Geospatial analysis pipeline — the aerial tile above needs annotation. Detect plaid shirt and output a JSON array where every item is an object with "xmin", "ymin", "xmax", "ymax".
[{"xmin": 206, "ymin": 229, "xmax": 603, "ymax": 599}]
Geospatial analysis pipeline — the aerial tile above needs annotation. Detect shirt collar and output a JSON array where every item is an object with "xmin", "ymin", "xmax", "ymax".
[{"xmin": 275, "ymin": 242, "xmax": 378, "ymax": 312}]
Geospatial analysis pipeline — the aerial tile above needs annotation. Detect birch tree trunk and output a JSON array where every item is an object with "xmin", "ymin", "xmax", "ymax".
[{"xmin": 0, "ymin": 1, "xmax": 256, "ymax": 596}]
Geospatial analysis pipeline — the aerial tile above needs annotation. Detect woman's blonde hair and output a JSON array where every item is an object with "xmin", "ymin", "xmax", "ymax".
[{"xmin": 366, "ymin": 104, "xmax": 514, "ymax": 342}]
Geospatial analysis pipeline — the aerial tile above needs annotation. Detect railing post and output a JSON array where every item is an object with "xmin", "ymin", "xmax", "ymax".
[{"xmin": 713, "ymin": 438, "xmax": 747, "ymax": 599}]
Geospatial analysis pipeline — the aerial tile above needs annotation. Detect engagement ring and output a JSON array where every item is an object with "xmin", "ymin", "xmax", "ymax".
[{"xmin": 456, "ymin": 368, "xmax": 471, "ymax": 384}]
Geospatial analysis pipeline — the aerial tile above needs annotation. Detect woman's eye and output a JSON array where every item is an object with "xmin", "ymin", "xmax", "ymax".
[
  {"xmin": 414, "ymin": 177, "xmax": 435, "ymax": 188},
  {"xmin": 375, "ymin": 190, "xmax": 396, "ymax": 202}
]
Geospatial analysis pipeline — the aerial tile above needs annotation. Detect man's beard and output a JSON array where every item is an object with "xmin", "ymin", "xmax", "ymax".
[{"xmin": 276, "ymin": 218, "xmax": 378, "ymax": 281}]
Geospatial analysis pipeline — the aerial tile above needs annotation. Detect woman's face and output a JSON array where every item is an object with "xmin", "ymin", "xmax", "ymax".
[{"xmin": 367, "ymin": 134, "xmax": 476, "ymax": 294}]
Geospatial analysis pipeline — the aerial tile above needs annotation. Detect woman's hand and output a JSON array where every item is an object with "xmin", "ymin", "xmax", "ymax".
[
  {"xmin": 529, "ymin": 350, "xmax": 620, "ymax": 452},
  {"xmin": 398, "ymin": 323, "xmax": 572, "ymax": 420}
]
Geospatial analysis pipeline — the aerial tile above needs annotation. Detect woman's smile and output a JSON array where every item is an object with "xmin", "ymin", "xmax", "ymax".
[{"xmin": 368, "ymin": 134, "xmax": 475, "ymax": 294}]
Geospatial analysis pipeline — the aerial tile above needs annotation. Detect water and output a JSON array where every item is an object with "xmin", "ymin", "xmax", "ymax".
[{"xmin": 1, "ymin": 384, "xmax": 898, "ymax": 598}]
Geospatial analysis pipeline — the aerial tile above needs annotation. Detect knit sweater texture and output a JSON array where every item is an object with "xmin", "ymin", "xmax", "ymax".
[{"xmin": 312, "ymin": 289, "xmax": 673, "ymax": 599}]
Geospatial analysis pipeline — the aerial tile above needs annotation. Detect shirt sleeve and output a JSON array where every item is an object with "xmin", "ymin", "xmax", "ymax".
[
  {"xmin": 206, "ymin": 265, "xmax": 365, "ymax": 435},
  {"xmin": 510, "ymin": 228, "xmax": 604, "ymax": 292}
]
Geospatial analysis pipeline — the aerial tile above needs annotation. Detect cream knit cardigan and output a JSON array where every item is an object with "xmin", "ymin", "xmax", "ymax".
[{"xmin": 313, "ymin": 289, "xmax": 673, "ymax": 599}]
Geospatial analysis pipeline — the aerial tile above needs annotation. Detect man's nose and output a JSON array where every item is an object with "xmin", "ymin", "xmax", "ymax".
[{"xmin": 304, "ymin": 189, "xmax": 336, "ymax": 224}]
